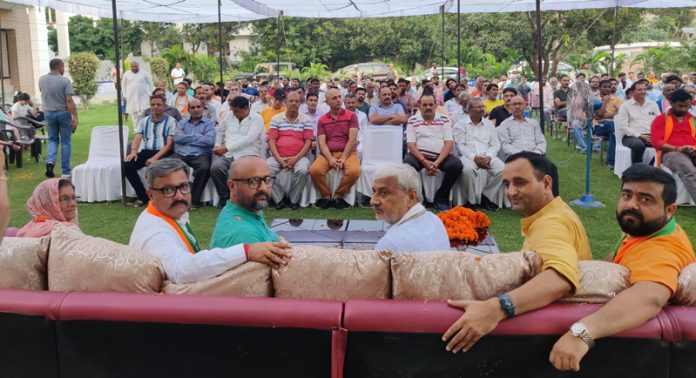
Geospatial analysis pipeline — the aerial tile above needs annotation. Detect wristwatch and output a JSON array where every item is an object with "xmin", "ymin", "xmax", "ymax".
[
  {"xmin": 498, "ymin": 294, "xmax": 515, "ymax": 318},
  {"xmin": 570, "ymin": 322, "xmax": 595, "ymax": 349}
]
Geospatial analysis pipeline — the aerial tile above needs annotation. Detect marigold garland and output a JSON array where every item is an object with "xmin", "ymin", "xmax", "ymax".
[{"xmin": 436, "ymin": 206, "xmax": 491, "ymax": 245}]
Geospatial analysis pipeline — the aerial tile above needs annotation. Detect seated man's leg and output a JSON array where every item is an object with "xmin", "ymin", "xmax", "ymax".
[
  {"xmin": 187, "ymin": 154, "xmax": 211, "ymax": 204},
  {"xmin": 593, "ymin": 121, "xmax": 616, "ymax": 166},
  {"xmin": 403, "ymin": 153, "xmax": 424, "ymax": 172},
  {"xmin": 622, "ymin": 136, "xmax": 647, "ymax": 165},
  {"xmin": 289, "ymin": 156, "xmax": 310, "ymax": 206},
  {"xmin": 435, "ymin": 155, "xmax": 463, "ymax": 204},
  {"xmin": 662, "ymin": 152, "xmax": 696, "ymax": 200},
  {"xmin": 459, "ymin": 157, "xmax": 480, "ymax": 205},
  {"xmin": 124, "ymin": 150, "xmax": 156, "ymax": 204},
  {"xmin": 267, "ymin": 156, "xmax": 286, "ymax": 204},
  {"xmin": 211, "ymin": 155, "xmax": 232, "ymax": 204},
  {"xmin": 335, "ymin": 152, "xmax": 360, "ymax": 199},
  {"xmin": 482, "ymin": 158, "xmax": 505, "ymax": 204},
  {"xmin": 309, "ymin": 153, "xmax": 332, "ymax": 200}
]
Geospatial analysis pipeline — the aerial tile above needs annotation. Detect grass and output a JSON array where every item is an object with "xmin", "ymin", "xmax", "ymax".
[{"xmin": 6, "ymin": 102, "xmax": 695, "ymax": 258}]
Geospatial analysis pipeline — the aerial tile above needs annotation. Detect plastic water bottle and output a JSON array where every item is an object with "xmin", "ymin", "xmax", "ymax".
[{"xmin": 524, "ymin": 110, "xmax": 530, "ymax": 118}]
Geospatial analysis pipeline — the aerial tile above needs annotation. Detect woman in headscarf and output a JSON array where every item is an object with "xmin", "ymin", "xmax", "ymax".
[{"xmin": 17, "ymin": 178, "xmax": 81, "ymax": 237}]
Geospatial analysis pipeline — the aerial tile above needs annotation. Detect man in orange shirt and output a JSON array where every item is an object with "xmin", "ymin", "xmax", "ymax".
[
  {"xmin": 550, "ymin": 164, "xmax": 695, "ymax": 372},
  {"xmin": 260, "ymin": 90, "xmax": 286, "ymax": 132}
]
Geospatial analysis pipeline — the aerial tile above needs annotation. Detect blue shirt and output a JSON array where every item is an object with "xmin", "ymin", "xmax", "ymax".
[
  {"xmin": 135, "ymin": 114, "xmax": 177, "ymax": 151},
  {"xmin": 173, "ymin": 116, "xmax": 216, "ymax": 157}
]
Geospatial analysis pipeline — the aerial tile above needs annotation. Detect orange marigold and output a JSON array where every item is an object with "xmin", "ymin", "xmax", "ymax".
[{"xmin": 436, "ymin": 206, "xmax": 491, "ymax": 244}]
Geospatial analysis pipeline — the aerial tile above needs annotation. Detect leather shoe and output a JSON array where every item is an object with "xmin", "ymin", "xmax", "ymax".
[
  {"xmin": 275, "ymin": 198, "xmax": 286, "ymax": 210},
  {"xmin": 334, "ymin": 198, "xmax": 350, "ymax": 209},
  {"xmin": 316, "ymin": 198, "xmax": 331, "ymax": 209},
  {"xmin": 289, "ymin": 202, "xmax": 300, "ymax": 210},
  {"xmin": 434, "ymin": 201, "xmax": 451, "ymax": 211}
]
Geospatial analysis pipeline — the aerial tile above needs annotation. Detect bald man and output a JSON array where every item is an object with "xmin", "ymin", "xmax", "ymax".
[
  {"xmin": 210, "ymin": 156, "xmax": 281, "ymax": 248},
  {"xmin": 309, "ymin": 88, "xmax": 361, "ymax": 209}
]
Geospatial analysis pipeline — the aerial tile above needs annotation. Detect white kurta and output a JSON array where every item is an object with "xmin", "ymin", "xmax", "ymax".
[
  {"xmin": 375, "ymin": 203, "xmax": 451, "ymax": 253},
  {"xmin": 123, "ymin": 70, "xmax": 155, "ymax": 115}
]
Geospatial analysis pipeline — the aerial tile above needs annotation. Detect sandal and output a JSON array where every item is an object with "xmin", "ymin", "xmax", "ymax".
[{"xmin": 132, "ymin": 200, "xmax": 144, "ymax": 208}]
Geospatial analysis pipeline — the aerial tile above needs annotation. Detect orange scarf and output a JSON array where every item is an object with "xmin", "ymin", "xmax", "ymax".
[
  {"xmin": 146, "ymin": 202, "xmax": 199, "ymax": 254},
  {"xmin": 613, "ymin": 217, "xmax": 676, "ymax": 264},
  {"xmin": 656, "ymin": 111, "xmax": 696, "ymax": 166}
]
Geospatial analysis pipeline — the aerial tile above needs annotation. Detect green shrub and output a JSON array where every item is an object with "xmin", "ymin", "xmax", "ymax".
[
  {"xmin": 148, "ymin": 56, "xmax": 169, "ymax": 86},
  {"xmin": 67, "ymin": 52, "xmax": 100, "ymax": 109}
]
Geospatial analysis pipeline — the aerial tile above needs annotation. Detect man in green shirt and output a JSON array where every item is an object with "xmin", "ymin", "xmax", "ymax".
[{"xmin": 210, "ymin": 156, "xmax": 282, "ymax": 248}]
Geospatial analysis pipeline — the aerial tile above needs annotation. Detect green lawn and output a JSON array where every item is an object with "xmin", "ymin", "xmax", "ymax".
[{"xmin": 6, "ymin": 102, "xmax": 695, "ymax": 258}]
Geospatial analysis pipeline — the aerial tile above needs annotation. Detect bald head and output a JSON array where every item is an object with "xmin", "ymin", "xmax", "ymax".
[
  {"xmin": 188, "ymin": 97, "xmax": 203, "ymax": 120},
  {"xmin": 326, "ymin": 88, "xmax": 342, "ymax": 111},
  {"xmin": 509, "ymin": 96, "xmax": 527, "ymax": 118},
  {"xmin": 227, "ymin": 156, "xmax": 273, "ymax": 212},
  {"xmin": 228, "ymin": 156, "xmax": 269, "ymax": 179}
]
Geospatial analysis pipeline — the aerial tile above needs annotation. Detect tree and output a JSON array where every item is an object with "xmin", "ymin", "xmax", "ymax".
[
  {"xmin": 136, "ymin": 22, "xmax": 178, "ymax": 55},
  {"xmin": 47, "ymin": 26, "xmax": 57, "ymax": 55},
  {"xmin": 148, "ymin": 57, "xmax": 169, "ymax": 85},
  {"xmin": 181, "ymin": 23, "xmax": 241, "ymax": 56},
  {"xmin": 68, "ymin": 16, "xmax": 142, "ymax": 61},
  {"xmin": 67, "ymin": 52, "xmax": 100, "ymax": 109},
  {"xmin": 189, "ymin": 54, "xmax": 220, "ymax": 83}
]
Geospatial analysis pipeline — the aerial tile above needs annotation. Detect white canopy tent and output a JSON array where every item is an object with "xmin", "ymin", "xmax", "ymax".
[{"xmin": 3, "ymin": 0, "xmax": 692, "ymax": 205}]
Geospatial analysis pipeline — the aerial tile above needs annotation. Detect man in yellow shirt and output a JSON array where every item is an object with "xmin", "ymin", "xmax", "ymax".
[
  {"xmin": 443, "ymin": 151, "xmax": 591, "ymax": 353},
  {"xmin": 482, "ymin": 83, "xmax": 504, "ymax": 115},
  {"xmin": 550, "ymin": 164, "xmax": 694, "ymax": 372},
  {"xmin": 260, "ymin": 90, "xmax": 286, "ymax": 132}
]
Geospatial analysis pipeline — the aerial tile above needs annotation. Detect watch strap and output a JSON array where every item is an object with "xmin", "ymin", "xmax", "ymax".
[{"xmin": 498, "ymin": 294, "xmax": 515, "ymax": 318}]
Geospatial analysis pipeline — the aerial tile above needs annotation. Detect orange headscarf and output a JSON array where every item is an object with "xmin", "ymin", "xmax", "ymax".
[{"xmin": 17, "ymin": 178, "xmax": 81, "ymax": 238}]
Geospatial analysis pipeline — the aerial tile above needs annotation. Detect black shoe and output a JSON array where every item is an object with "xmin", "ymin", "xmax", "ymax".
[
  {"xmin": 45, "ymin": 162, "xmax": 55, "ymax": 178},
  {"xmin": 334, "ymin": 198, "xmax": 350, "ymax": 209},
  {"xmin": 316, "ymin": 198, "xmax": 331, "ymax": 209},
  {"xmin": 481, "ymin": 196, "xmax": 499, "ymax": 212},
  {"xmin": 275, "ymin": 198, "xmax": 286, "ymax": 210},
  {"xmin": 289, "ymin": 202, "xmax": 300, "ymax": 210}
]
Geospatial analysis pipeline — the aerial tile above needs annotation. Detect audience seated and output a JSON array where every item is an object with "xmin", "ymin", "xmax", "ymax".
[
  {"xmin": 130, "ymin": 158, "xmax": 291, "ymax": 284},
  {"xmin": 143, "ymin": 88, "xmax": 182, "ymax": 122},
  {"xmin": 371, "ymin": 164, "xmax": 450, "ymax": 252},
  {"xmin": 550, "ymin": 164, "xmax": 694, "ymax": 371},
  {"xmin": 496, "ymin": 96, "xmax": 547, "ymax": 160},
  {"xmin": 261, "ymin": 91, "xmax": 287, "ymax": 132},
  {"xmin": 488, "ymin": 87, "xmax": 517, "ymax": 127},
  {"xmin": 267, "ymin": 91, "xmax": 313, "ymax": 210},
  {"xmin": 443, "ymin": 152, "xmax": 590, "ymax": 354},
  {"xmin": 453, "ymin": 98, "xmax": 504, "ymax": 210},
  {"xmin": 168, "ymin": 82, "xmax": 191, "ymax": 117},
  {"xmin": 368, "ymin": 87, "xmax": 408, "ymax": 126},
  {"xmin": 403, "ymin": 91, "xmax": 463, "ymax": 211},
  {"xmin": 210, "ymin": 156, "xmax": 282, "ymax": 248},
  {"xmin": 553, "ymin": 75, "xmax": 571, "ymax": 120},
  {"xmin": 123, "ymin": 95, "xmax": 177, "ymax": 207},
  {"xmin": 10, "ymin": 93, "xmax": 37, "ymax": 120},
  {"xmin": 615, "ymin": 80, "xmax": 660, "ymax": 165},
  {"xmin": 593, "ymin": 79, "xmax": 622, "ymax": 168},
  {"xmin": 482, "ymin": 83, "xmax": 503, "ymax": 116},
  {"xmin": 17, "ymin": 178, "xmax": 80, "ymax": 237},
  {"xmin": 210, "ymin": 96, "xmax": 266, "ymax": 206},
  {"xmin": 170, "ymin": 98, "xmax": 215, "ymax": 209},
  {"xmin": 651, "ymin": 89, "xmax": 696, "ymax": 200},
  {"xmin": 309, "ymin": 88, "xmax": 361, "ymax": 209}
]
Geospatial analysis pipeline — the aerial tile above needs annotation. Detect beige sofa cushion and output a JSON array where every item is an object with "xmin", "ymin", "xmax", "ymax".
[
  {"xmin": 0, "ymin": 237, "xmax": 50, "ymax": 290},
  {"xmin": 559, "ymin": 260, "xmax": 630, "ymax": 303},
  {"xmin": 48, "ymin": 223, "xmax": 164, "ymax": 293},
  {"xmin": 673, "ymin": 262, "xmax": 696, "ymax": 306},
  {"xmin": 162, "ymin": 262, "xmax": 272, "ymax": 297},
  {"xmin": 272, "ymin": 245, "xmax": 392, "ymax": 301},
  {"xmin": 391, "ymin": 251, "xmax": 542, "ymax": 301}
]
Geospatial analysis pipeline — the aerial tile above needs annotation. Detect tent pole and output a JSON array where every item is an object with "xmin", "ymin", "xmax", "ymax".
[
  {"xmin": 440, "ymin": 5, "xmax": 445, "ymax": 79},
  {"xmin": 218, "ymin": 0, "xmax": 224, "ymax": 89},
  {"xmin": 0, "ymin": 15, "xmax": 5, "ymax": 109},
  {"xmin": 111, "ymin": 0, "xmax": 127, "ymax": 206},
  {"xmin": 534, "ymin": 0, "xmax": 544, "ymax": 134},
  {"xmin": 276, "ymin": 11, "xmax": 282, "ymax": 86},
  {"xmin": 610, "ymin": 4, "xmax": 619, "ymax": 76},
  {"xmin": 456, "ymin": 0, "xmax": 461, "ymax": 82}
]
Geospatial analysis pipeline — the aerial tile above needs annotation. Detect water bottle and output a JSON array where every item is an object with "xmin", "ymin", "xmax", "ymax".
[{"xmin": 524, "ymin": 109, "xmax": 530, "ymax": 118}]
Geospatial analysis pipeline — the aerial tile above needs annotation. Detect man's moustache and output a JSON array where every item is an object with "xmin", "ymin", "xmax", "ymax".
[{"xmin": 170, "ymin": 200, "xmax": 190, "ymax": 209}]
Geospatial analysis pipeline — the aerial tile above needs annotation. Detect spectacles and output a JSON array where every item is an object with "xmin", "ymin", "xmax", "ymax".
[
  {"xmin": 231, "ymin": 176, "xmax": 275, "ymax": 189},
  {"xmin": 59, "ymin": 195, "xmax": 79, "ymax": 204},
  {"xmin": 189, "ymin": 105, "xmax": 202, "ymax": 109},
  {"xmin": 150, "ymin": 182, "xmax": 191, "ymax": 198}
]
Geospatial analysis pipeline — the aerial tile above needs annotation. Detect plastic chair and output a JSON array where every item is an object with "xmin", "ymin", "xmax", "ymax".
[
  {"xmin": 355, "ymin": 125, "xmax": 404, "ymax": 198},
  {"xmin": 612, "ymin": 121, "xmax": 656, "ymax": 178},
  {"xmin": 72, "ymin": 126, "xmax": 129, "ymax": 202}
]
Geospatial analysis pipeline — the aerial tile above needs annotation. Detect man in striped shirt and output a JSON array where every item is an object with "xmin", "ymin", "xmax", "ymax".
[
  {"xmin": 123, "ymin": 95, "xmax": 177, "ymax": 207},
  {"xmin": 268, "ymin": 90, "xmax": 314, "ymax": 210}
]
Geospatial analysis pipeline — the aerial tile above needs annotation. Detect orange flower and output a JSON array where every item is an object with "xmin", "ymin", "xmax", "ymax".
[{"xmin": 436, "ymin": 206, "xmax": 490, "ymax": 244}]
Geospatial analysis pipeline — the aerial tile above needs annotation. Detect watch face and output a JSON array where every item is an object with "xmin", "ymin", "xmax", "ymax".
[{"xmin": 571, "ymin": 323, "xmax": 584, "ymax": 336}]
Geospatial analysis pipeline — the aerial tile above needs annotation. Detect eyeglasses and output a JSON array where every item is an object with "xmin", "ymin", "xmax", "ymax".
[
  {"xmin": 189, "ymin": 105, "xmax": 202, "ymax": 109},
  {"xmin": 150, "ymin": 182, "xmax": 191, "ymax": 198},
  {"xmin": 59, "ymin": 195, "xmax": 79, "ymax": 204},
  {"xmin": 231, "ymin": 176, "xmax": 275, "ymax": 189}
]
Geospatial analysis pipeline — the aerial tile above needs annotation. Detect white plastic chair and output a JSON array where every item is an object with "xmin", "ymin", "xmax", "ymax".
[
  {"xmin": 73, "ymin": 126, "xmax": 129, "ymax": 202},
  {"xmin": 661, "ymin": 166, "xmax": 696, "ymax": 206},
  {"xmin": 613, "ymin": 120, "xmax": 656, "ymax": 178},
  {"xmin": 355, "ymin": 125, "xmax": 404, "ymax": 197}
]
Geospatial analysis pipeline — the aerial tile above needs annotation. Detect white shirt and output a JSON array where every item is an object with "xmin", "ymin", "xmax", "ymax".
[
  {"xmin": 497, "ymin": 116, "xmax": 546, "ymax": 156},
  {"xmin": 223, "ymin": 112, "xmax": 266, "ymax": 159},
  {"xmin": 129, "ymin": 209, "xmax": 246, "ymax": 284},
  {"xmin": 11, "ymin": 102, "xmax": 31, "ymax": 118},
  {"xmin": 376, "ymin": 203, "xmax": 450, "ymax": 252},
  {"xmin": 445, "ymin": 98, "xmax": 462, "ymax": 116},
  {"xmin": 453, "ymin": 116, "xmax": 500, "ymax": 160},
  {"xmin": 251, "ymin": 100, "xmax": 269, "ymax": 114},
  {"xmin": 122, "ymin": 70, "xmax": 155, "ymax": 114},
  {"xmin": 170, "ymin": 68, "xmax": 185, "ymax": 85},
  {"xmin": 615, "ymin": 97, "xmax": 660, "ymax": 138},
  {"xmin": 405, "ymin": 112, "xmax": 453, "ymax": 155}
]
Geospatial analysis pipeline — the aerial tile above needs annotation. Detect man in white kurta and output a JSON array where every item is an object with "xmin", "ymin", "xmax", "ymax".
[
  {"xmin": 371, "ymin": 164, "xmax": 450, "ymax": 252},
  {"xmin": 129, "ymin": 158, "xmax": 291, "ymax": 284},
  {"xmin": 453, "ymin": 97, "xmax": 505, "ymax": 209},
  {"xmin": 122, "ymin": 61, "xmax": 155, "ymax": 129}
]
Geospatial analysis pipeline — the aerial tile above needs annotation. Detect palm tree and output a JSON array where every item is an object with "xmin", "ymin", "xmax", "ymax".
[
  {"xmin": 189, "ymin": 53, "xmax": 219, "ymax": 83},
  {"xmin": 301, "ymin": 62, "xmax": 331, "ymax": 80},
  {"xmin": 160, "ymin": 44, "xmax": 192, "ymax": 72}
]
